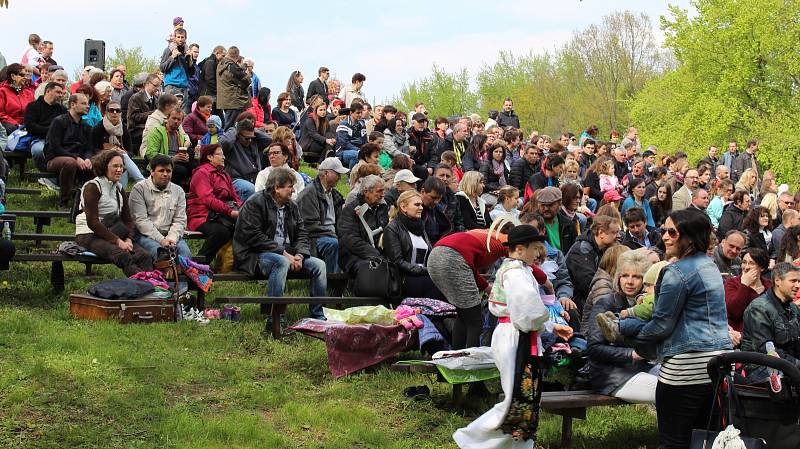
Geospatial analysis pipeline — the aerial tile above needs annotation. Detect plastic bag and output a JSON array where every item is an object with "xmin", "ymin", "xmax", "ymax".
[
  {"xmin": 213, "ymin": 241, "xmax": 234, "ymax": 274},
  {"xmin": 323, "ymin": 305, "xmax": 395, "ymax": 325}
]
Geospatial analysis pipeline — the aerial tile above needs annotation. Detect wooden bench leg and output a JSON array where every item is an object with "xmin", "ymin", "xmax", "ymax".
[
  {"xmin": 270, "ymin": 304, "xmax": 288, "ymax": 339},
  {"xmin": 561, "ymin": 415, "xmax": 573, "ymax": 448},
  {"xmin": 50, "ymin": 261, "xmax": 65, "ymax": 293},
  {"xmin": 85, "ymin": 263, "xmax": 93, "ymax": 276},
  {"xmin": 453, "ymin": 384, "xmax": 463, "ymax": 407}
]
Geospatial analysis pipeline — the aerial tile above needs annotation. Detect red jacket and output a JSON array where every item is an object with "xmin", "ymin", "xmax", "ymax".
[
  {"xmin": 186, "ymin": 162, "xmax": 243, "ymax": 231},
  {"xmin": 724, "ymin": 275, "xmax": 772, "ymax": 332},
  {"xmin": 435, "ymin": 229, "xmax": 546, "ymax": 291},
  {"xmin": 182, "ymin": 109, "xmax": 209, "ymax": 147},
  {"xmin": 0, "ymin": 81, "xmax": 35, "ymax": 126}
]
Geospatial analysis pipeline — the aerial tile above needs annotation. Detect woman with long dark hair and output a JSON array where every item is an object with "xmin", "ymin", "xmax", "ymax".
[
  {"xmin": 621, "ymin": 178, "xmax": 655, "ymax": 229},
  {"xmin": 742, "ymin": 206, "xmax": 773, "ymax": 255},
  {"xmin": 636, "ymin": 209, "xmax": 732, "ymax": 449},
  {"xmin": 649, "ymin": 183, "xmax": 673, "ymax": 227},
  {"xmin": 271, "ymin": 92, "xmax": 297, "ymax": 127},
  {"xmin": 461, "ymin": 133, "xmax": 488, "ymax": 172},
  {"xmin": 299, "ymin": 99, "xmax": 334, "ymax": 164},
  {"xmin": 778, "ymin": 225, "xmax": 800, "ymax": 263},
  {"xmin": 286, "ymin": 70, "xmax": 305, "ymax": 111}
]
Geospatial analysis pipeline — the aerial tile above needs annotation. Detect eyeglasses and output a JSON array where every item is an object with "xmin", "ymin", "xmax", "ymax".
[
  {"xmin": 240, "ymin": 135, "xmax": 254, "ymax": 141},
  {"xmin": 107, "ymin": 108, "xmax": 121, "ymax": 113},
  {"xmin": 660, "ymin": 227, "xmax": 678, "ymax": 238},
  {"xmin": 268, "ymin": 151, "xmax": 283, "ymax": 156}
]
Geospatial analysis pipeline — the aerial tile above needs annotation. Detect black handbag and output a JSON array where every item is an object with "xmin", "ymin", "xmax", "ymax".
[
  {"xmin": 690, "ymin": 374, "xmax": 766, "ymax": 449},
  {"xmin": 352, "ymin": 256, "xmax": 402, "ymax": 301}
]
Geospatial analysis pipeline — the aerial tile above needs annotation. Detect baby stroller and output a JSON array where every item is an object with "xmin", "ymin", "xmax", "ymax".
[{"xmin": 704, "ymin": 351, "xmax": 800, "ymax": 449}]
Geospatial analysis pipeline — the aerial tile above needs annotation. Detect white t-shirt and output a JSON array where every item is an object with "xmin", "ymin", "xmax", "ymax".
[{"xmin": 408, "ymin": 232, "xmax": 428, "ymax": 266}]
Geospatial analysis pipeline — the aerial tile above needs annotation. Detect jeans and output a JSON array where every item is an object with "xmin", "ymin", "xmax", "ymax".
[
  {"xmin": 121, "ymin": 153, "xmax": 145, "ymax": 187},
  {"xmin": 619, "ymin": 316, "xmax": 648, "ymax": 337},
  {"xmin": 232, "ymin": 178, "xmax": 255, "ymax": 202},
  {"xmin": 587, "ymin": 197, "xmax": 598, "ymax": 213},
  {"xmin": 223, "ymin": 109, "xmax": 243, "ymax": 130},
  {"xmin": 656, "ymin": 381, "xmax": 718, "ymax": 449},
  {"xmin": 257, "ymin": 252, "xmax": 327, "ymax": 319},
  {"xmin": 134, "ymin": 234, "xmax": 192, "ymax": 260},
  {"xmin": 164, "ymin": 85, "xmax": 189, "ymax": 112},
  {"xmin": 30, "ymin": 139, "xmax": 46, "ymax": 169},
  {"xmin": 337, "ymin": 149, "xmax": 358, "ymax": 169},
  {"xmin": 315, "ymin": 235, "xmax": 339, "ymax": 273}
]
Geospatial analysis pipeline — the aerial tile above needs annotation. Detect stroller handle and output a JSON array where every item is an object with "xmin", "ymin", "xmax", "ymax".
[{"xmin": 707, "ymin": 351, "xmax": 800, "ymax": 386}]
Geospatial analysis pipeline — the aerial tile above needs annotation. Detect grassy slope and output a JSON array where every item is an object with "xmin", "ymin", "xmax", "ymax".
[{"xmin": 0, "ymin": 165, "xmax": 657, "ymax": 448}]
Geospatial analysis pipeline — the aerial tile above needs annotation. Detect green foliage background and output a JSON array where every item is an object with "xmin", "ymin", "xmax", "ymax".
[{"xmin": 393, "ymin": 2, "xmax": 800, "ymax": 186}]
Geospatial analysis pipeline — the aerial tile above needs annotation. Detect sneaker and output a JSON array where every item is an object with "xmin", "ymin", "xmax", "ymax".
[
  {"xmin": 37, "ymin": 177, "xmax": 59, "ymax": 191},
  {"xmin": 596, "ymin": 311, "xmax": 622, "ymax": 343}
]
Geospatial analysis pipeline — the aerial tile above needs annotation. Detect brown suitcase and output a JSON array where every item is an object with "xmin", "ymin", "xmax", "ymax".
[{"xmin": 69, "ymin": 292, "xmax": 176, "ymax": 324}]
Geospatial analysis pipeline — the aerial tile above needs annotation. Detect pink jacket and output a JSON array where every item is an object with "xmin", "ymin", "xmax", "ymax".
[
  {"xmin": 186, "ymin": 162, "xmax": 243, "ymax": 231},
  {"xmin": 599, "ymin": 174, "xmax": 618, "ymax": 193}
]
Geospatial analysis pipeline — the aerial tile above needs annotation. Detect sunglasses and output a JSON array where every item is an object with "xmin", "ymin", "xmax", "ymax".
[
  {"xmin": 660, "ymin": 227, "xmax": 678, "ymax": 238},
  {"xmin": 107, "ymin": 108, "xmax": 121, "ymax": 113}
]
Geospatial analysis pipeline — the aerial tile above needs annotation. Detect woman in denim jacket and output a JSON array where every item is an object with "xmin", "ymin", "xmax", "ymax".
[{"xmin": 636, "ymin": 209, "xmax": 733, "ymax": 449}]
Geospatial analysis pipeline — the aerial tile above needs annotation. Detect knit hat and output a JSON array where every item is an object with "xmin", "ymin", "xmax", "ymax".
[
  {"xmin": 206, "ymin": 115, "xmax": 222, "ymax": 130},
  {"xmin": 644, "ymin": 261, "xmax": 669, "ymax": 285},
  {"xmin": 173, "ymin": 16, "xmax": 184, "ymax": 26}
]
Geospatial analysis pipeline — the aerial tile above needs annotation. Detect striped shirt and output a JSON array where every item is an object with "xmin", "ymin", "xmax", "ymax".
[
  {"xmin": 659, "ymin": 350, "xmax": 731, "ymax": 386},
  {"xmin": 474, "ymin": 205, "xmax": 486, "ymax": 228}
]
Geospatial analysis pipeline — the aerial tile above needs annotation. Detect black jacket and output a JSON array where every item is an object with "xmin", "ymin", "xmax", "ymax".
[
  {"xmin": 232, "ymin": 191, "xmax": 310, "ymax": 277},
  {"xmin": 306, "ymin": 78, "xmax": 329, "ymax": 105},
  {"xmin": 296, "ymin": 176, "xmax": 344, "ymax": 252},
  {"xmin": 744, "ymin": 229, "xmax": 772, "ymax": 257},
  {"xmin": 613, "ymin": 159, "xmax": 630, "ymax": 180},
  {"xmin": 218, "ymin": 127, "xmax": 270, "ymax": 183},
  {"xmin": 337, "ymin": 195, "xmax": 390, "ymax": 273},
  {"xmin": 479, "ymin": 160, "xmax": 510, "ymax": 192},
  {"xmin": 91, "ymin": 122, "xmax": 132, "ymax": 153},
  {"xmin": 43, "ymin": 113, "xmax": 92, "ymax": 162},
  {"xmin": 717, "ymin": 204, "xmax": 747, "ymax": 240},
  {"xmin": 422, "ymin": 190, "xmax": 464, "ymax": 244},
  {"xmin": 741, "ymin": 288, "xmax": 800, "ymax": 382},
  {"xmin": 508, "ymin": 157, "xmax": 537, "ymax": 192},
  {"xmin": 456, "ymin": 193, "xmax": 492, "ymax": 230},
  {"xmin": 299, "ymin": 116, "xmax": 333, "ymax": 163},
  {"xmin": 289, "ymin": 85, "xmax": 305, "ymax": 111},
  {"xmin": 586, "ymin": 292, "xmax": 656, "ymax": 394},
  {"xmin": 583, "ymin": 171, "xmax": 603, "ymax": 203},
  {"xmin": 23, "ymin": 96, "xmax": 66, "ymax": 139},
  {"xmin": 382, "ymin": 218, "xmax": 430, "ymax": 276},
  {"xmin": 621, "ymin": 229, "xmax": 662, "ymax": 251},
  {"xmin": 407, "ymin": 128, "xmax": 438, "ymax": 168},
  {"xmin": 198, "ymin": 54, "xmax": 218, "ymax": 97},
  {"xmin": 528, "ymin": 171, "xmax": 560, "ymax": 191},
  {"xmin": 565, "ymin": 234, "xmax": 604, "ymax": 311},
  {"xmin": 496, "ymin": 110, "xmax": 520, "ymax": 129}
]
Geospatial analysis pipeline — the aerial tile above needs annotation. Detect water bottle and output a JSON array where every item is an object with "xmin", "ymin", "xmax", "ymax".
[
  {"xmin": 1, "ymin": 221, "xmax": 10, "ymax": 240},
  {"xmin": 766, "ymin": 341, "xmax": 783, "ymax": 393}
]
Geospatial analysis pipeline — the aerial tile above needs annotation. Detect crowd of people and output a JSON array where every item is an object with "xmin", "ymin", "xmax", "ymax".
[{"xmin": 2, "ymin": 27, "xmax": 800, "ymax": 449}]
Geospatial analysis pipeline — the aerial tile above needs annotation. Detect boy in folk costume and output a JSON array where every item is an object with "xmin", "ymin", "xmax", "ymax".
[{"xmin": 454, "ymin": 224, "xmax": 573, "ymax": 449}]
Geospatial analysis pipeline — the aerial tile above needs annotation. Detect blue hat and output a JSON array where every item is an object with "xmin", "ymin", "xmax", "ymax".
[{"xmin": 206, "ymin": 115, "xmax": 222, "ymax": 130}]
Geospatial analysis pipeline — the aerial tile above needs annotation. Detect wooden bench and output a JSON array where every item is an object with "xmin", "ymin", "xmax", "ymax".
[
  {"xmin": 11, "ymin": 253, "xmax": 109, "ymax": 291},
  {"xmin": 9, "ymin": 230, "xmax": 206, "ymax": 244},
  {"xmin": 212, "ymin": 296, "xmax": 385, "ymax": 338},
  {"xmin": 4, "ymin": 210, "xmax": 70, "ymax": 233},
  {"xmin": 390, "ymin": 363, "xmax": 624, "ymax": 447},
  {"xmin": 6, "ymin": 187, "xmax": 41, "ymax": 196},
  {"xmin": 3, "ymin": 151, "xmax": 31, "ymax": 177}
]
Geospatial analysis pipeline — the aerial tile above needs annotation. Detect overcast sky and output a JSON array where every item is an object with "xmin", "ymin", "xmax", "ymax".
[{"xmin": 1, "ymin": 1, "xmax": 691, "ymax": 103}]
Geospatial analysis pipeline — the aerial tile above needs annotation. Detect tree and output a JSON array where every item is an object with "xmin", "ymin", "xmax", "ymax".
[
  {"xmin": 630, "ymin": 0, "xmax": 800, "ymax": 186},
  {"xmin": 394, "ymin": 65, "xmax": 478, "ymax": 119},
  {"xmin": 106, "ymin": 46, "xmax": 159, "ymax": 79}
]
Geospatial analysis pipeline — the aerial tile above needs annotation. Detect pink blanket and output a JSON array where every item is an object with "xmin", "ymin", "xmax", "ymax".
[{"xmin": 289, "ymin": 318, "xmax": 418, "ymax": 378}]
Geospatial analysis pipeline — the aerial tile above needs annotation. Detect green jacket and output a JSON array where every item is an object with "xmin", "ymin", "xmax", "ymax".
[{"xmin": 145, "ymin": 125, "xmax": 189, "ymax": 161}]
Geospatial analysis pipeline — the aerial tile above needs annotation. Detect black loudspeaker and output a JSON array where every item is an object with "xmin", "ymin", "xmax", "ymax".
[{"xmin": 84, "ymin": 39, "xmax": 105, "ymax": 71}]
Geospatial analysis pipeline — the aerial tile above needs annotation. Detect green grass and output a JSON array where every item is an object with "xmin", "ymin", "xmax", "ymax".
[{"xmin": 0, "ymin": 165, "xmax": 658, "ymax": 448}]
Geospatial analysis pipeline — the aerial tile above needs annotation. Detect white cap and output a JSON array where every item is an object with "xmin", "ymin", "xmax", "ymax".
[
  {"xmin": 318, "ymin": 157, "xmax": 349, "ymax": 174},
  {"xmin": 394, "ymin": 169, "xmax": 420, "ymax": 185}
]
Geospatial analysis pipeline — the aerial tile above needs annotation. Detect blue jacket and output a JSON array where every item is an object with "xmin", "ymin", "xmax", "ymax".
[
  {"xmin": 638, "ymin": 253, "xmax": 732, "ymax": 359},
  {"xmin": 620, "ymin": 196, "xmax": 655, "ymax": 229},
  {"xmin": 335, "ymin": 116, "xmax": 365, "ymax": 154},
  {"xmin": 159, "ymin": 47, "xmax": 193, "ymax": 89}
]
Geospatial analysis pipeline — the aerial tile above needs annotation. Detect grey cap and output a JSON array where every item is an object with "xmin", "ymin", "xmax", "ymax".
[
  {"xmin": 535, "ymin": 186, "xmax": 562, "ymax": 204},
  {"xmin": 132, "ymin": 72, "xmax": 148, "ymax": 87}
]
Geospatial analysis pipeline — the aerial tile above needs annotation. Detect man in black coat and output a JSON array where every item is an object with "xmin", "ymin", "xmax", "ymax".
[
  {"xmin": 233, "ymin": 167, "xmax": 327, "ymax": 319},
  {"xmin": 433, "ymin": 164, "xmax": 465, "ymax": 234},
  {"xmin": 24, "ymin": 82, "xmax": 66, "ymax": 167},
  {"xmin": 621, "ymin": 207, "xmax": 662, "ymax": 252},
  {"xmin": 496, "ymin": 97, "xmax": 521, "ymax": 129},
  {"xmin": 297, "ymin": 157, "xmax": 348, "ymax": 272},
  {"xmin": 199, "ymin": 45, "xmax": 226, "ymax": 116},
  {"xmin": 508, "ymin": 146, "xmax": 540, "ymax": 192},
  {"xmin": 306, "ymin": 66, "xmax": 330, "ymax": 105},
  {"xmin": 127, "ymin": 74, "xmax": 162, "ymax": 150},
  {"xmin": 336, "ymin": 174, "xmax": 389, "ymax": 275}
]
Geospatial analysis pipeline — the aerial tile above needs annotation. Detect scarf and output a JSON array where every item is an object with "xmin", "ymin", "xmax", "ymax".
[
  {"xmin": 560, "ymin": 205, "xmax": 576, "ymax": 220},
  {"xmin": 397, "ymin": 213, "xmax": 425, "ymax": 237},
  {"xmin": 492, "ymin": 160, "xmax": 506, "ymax": 186},
  {"xmin": 102, "ymin": 117, "xmax": 123, "ymax": 147}
]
